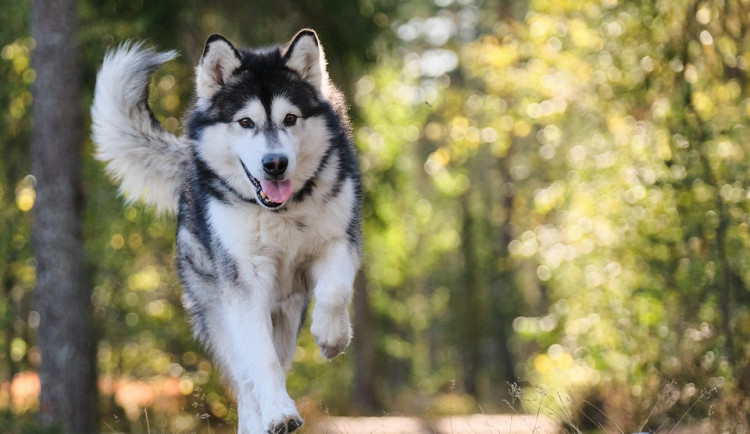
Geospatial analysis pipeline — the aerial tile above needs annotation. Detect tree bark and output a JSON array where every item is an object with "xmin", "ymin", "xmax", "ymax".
[
  {"xmin": 352, "ymin": 271, "xmax": 379, "ymax": 412},
  {"xmin": 459, "ymin": 192, "xmax": 482, "ymax": 397},
  {"xmin": 30, "ymin": 0, "xmax": 98, "ymax": 432},
  {"xmin": 491, "ymin": 150, "xmax": 519, "ymax": 387}
]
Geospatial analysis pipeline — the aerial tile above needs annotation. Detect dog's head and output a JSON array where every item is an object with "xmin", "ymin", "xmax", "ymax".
[{"xmin": 188, "ymin": 30, "xmax": 333, "ymax": 210}]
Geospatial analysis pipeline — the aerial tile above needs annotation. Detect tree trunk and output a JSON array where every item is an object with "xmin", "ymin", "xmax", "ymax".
[
  {"xmin": 491, "ymin": 149, "xmax": 518, "ymax": 387},
  {"xmin": 30, "ymin": 0, "xmax": 98, "ymax": 432},
  {"xmin": 459, "ymin": 192, "xmax": 482, "ymax": 397},
  {"xmin": 352, "ymin": 271, "xmax": 379, "ymax": 412}
]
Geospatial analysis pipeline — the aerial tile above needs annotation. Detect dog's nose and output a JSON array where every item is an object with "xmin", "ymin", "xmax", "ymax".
[{"xmin": 262, "ymin": 153, "xmax": 289, "ymax": 178}]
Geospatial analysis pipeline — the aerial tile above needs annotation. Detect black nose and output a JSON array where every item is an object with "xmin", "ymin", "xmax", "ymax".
[{"xmin": 262, "ymin": 153, "xmax": 289, "ymax": 178}]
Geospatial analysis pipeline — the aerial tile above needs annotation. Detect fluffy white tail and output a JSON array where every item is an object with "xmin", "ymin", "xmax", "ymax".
[{"xmin": 91, "ymin": 42, "xmax": 189, "ymax": 214}]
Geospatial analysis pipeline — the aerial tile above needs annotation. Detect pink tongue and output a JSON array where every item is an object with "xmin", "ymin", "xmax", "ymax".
[{"xmin": 259, "ymin": 179, "xmax": 294, "ymax": 203}]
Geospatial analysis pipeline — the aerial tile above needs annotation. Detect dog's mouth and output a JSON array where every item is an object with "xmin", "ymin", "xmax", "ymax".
[{"xmin": 240, "ymin": 160, "xmax": 293, "ymax": 209}]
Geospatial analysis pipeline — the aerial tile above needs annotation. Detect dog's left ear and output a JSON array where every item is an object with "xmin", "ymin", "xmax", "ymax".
[{"xmin": 283, "ymin": 29, "xmax": 328, "ymax": 93}]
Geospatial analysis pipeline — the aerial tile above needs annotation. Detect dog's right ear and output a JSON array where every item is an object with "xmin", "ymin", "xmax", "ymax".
[{"xmin": 196, "ymin": 34, "xmax": 241, "ymax": 101}]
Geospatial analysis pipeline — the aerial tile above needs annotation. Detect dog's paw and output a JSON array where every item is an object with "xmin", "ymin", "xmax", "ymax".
[
  {"xmin": 258, "ymin": 391, "xmax": 300, "ymax": 434},
  {"xmin": 268, "ymin": 416, "xmax": 303, "ymax": 434},
  {"xmin": 311, "ymin": 304, "xmax": 351, "ymax": 360}
]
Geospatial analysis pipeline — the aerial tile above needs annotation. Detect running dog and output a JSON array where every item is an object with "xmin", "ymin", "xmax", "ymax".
[{"xmin": 91, "ymin": 29, "xmax": 362, "ymax": 433}]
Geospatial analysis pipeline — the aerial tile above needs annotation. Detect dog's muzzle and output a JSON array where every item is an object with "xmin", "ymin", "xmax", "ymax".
[{"xmin": 240, "ymin": 159, "xmax": 294, "ymax": 209}]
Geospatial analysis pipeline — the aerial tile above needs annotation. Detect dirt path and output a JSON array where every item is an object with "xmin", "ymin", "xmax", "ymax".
[{"xmin": 312, "ymin": 414, "xmax": 558, "ymax": 433}]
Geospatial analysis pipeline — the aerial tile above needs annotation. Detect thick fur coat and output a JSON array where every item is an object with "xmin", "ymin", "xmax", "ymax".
[{"xmin": 91, "ymin": 30, "xmax": 362, "ymax": 434}]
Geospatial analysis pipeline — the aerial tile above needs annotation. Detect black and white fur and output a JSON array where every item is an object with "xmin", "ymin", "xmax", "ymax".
[{"xmin": 91, "ymin": 30, "xmax": 362, "ymax": 434}]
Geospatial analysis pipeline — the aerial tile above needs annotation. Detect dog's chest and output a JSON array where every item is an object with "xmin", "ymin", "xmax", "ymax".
[{"xmin": 208, "ymin": 199, "xmax": 325, "ymax": 275}]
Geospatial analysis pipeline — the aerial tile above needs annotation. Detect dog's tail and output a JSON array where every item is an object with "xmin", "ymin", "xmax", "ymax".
[{"xmin": 91, "ymin": 42, "xmax": 189, "ymax": 214}]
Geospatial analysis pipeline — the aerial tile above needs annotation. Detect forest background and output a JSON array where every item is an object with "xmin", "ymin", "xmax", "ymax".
[{"xmin": 1, "ymin": 0, "xmax": 750, "ymax": 432}]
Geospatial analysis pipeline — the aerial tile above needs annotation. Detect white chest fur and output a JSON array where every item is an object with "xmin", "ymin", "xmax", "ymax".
[{"xmin": 206, "ymin": 177, "xmax": 357, "ymax": 296}]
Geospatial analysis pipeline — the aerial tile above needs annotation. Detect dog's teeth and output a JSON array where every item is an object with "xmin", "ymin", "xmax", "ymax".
[{"xmin": 261, "ymin": 192, "xmax": 267, "ymax": 199}]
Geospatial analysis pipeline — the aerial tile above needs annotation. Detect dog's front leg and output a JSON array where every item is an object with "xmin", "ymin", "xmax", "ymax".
[
  {"xmin": 224, "ymin": 257, "xmax": 302, "ymax": 434},
  {"xmin": 310, "ymin": 240, "xmax": 359, "ymax": 359}
]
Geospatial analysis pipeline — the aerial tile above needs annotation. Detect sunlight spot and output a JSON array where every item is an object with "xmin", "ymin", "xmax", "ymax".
[
  {"xmin": 424, "ymin": 16, "xmax": 453, "ymax": 46},
  {"xmin": 211, "ymin": 401, "xmax": 228, "ymax": 418},
  {"xmin": 15, "ymin": 175, "xmax": 36, "ymax": 212},
  {"xmin": 10, "ymin": 338, "xmax": 27, "ymax": 362},
  {"xmin": 640, "ymin": 56, "xmax": 654, "ymax": 72},
  {"xmin": 158, "ymin": 74, "xmax": 175, "ymax": 91},
  {"xmin": 293, "ymin": 345, "xmax": 306, "ymax": 362},
  {"xmin": 685, "ymin": 64, "xmax": 698, "ymax": 83},
  {"xmin": 164, "ymin": 117, "xmax": 179, "ymax": 132},
  {"xmin": 513, "ymin": 120, "xmax": 531, "ymax": 137},
  {"xmin": 539, "ymin": 314, "xmax": 557, "ymax": 332},
  {"xmin": 15, "ymin": 187, "xmax": 35, "ymax": 212},
  {"xmin": 696, "ymin": 5, "xmax": 711, "ymax": 25},
  {"xmin": 481, "ymin": 127, "xmax": 498, "ymax": 143},
  {"xmin": 127, "ymin": 266, "xmax": 161, "ymax": 291},
  {"xmin": 125, "ymin": 312, "xmax": 139, "ymax": 326},
  {"xmin": 10, "ymin": 371, "xmax": 40, "ymax": 413},
  {"xmin": 526, "ymin": 103, "xmax": 542, "ymax": 119},
  {"xmin": 420, "ymin": 49, "xmax": 458, "ymax": 77},
  {"xmin": 110, "ymin": 234, "xmax": 125, "ymax": 250}
]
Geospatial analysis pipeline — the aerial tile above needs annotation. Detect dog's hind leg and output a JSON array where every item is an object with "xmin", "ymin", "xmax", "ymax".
[
  {"xmin": 272, "ymin": 292, "xmax": 308, "ymax": 370},
  {"xmin": 180, "ymin": 288, "xmax": 269, "ymax": 433},
  {"xmin": 193, "ymin": 295, "xmax": 301, "ymax": 434},
  {"xmin": 237, "ymin": 389, "xmax": 263, "ymax": 433}
]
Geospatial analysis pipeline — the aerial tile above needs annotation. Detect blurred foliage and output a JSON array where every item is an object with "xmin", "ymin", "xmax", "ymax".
[
  {"xmin": 351, "ymin": 0, "xmax": 750, "ymax": 429},
  {"xmin": 2, "ymin": 0, "xmax": 750, "ymax": 432}
]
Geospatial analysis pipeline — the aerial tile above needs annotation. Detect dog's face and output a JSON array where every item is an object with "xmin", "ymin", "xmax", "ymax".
[{"xmin": 188, "ymin": 30, "xmax": 331, "ymax": 209}]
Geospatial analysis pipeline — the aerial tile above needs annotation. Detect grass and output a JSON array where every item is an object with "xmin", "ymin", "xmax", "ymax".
[
  {"xmin": 4, "ymin": 378, "xmax": 745, "ymax": 433},
  {"xmin": 111, "ymin": 383, "xmax": 741, "ymax": 434},
  {"xmin": 497, "ymin": 380, "xmax": 733, "ymax": 434}
]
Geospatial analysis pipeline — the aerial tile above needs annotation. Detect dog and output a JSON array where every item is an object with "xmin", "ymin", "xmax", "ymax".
[{"xmin": 91, "ymin": 29, "xmax": 362, "ymax": 433}]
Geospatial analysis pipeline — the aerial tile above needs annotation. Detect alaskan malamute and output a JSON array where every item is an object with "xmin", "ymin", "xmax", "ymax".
[{"xmin": 91, "ymin": 29, "xmax": 362, "ymax": 433}]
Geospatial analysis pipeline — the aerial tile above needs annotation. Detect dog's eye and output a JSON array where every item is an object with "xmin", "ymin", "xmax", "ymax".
[
  {"xmin": 238, "ymin": 118, "xmax": 255, "ymax": 129},
  {"xmin": 283, "ymin": 114, "xmax": 298, "ymax": 127}
]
